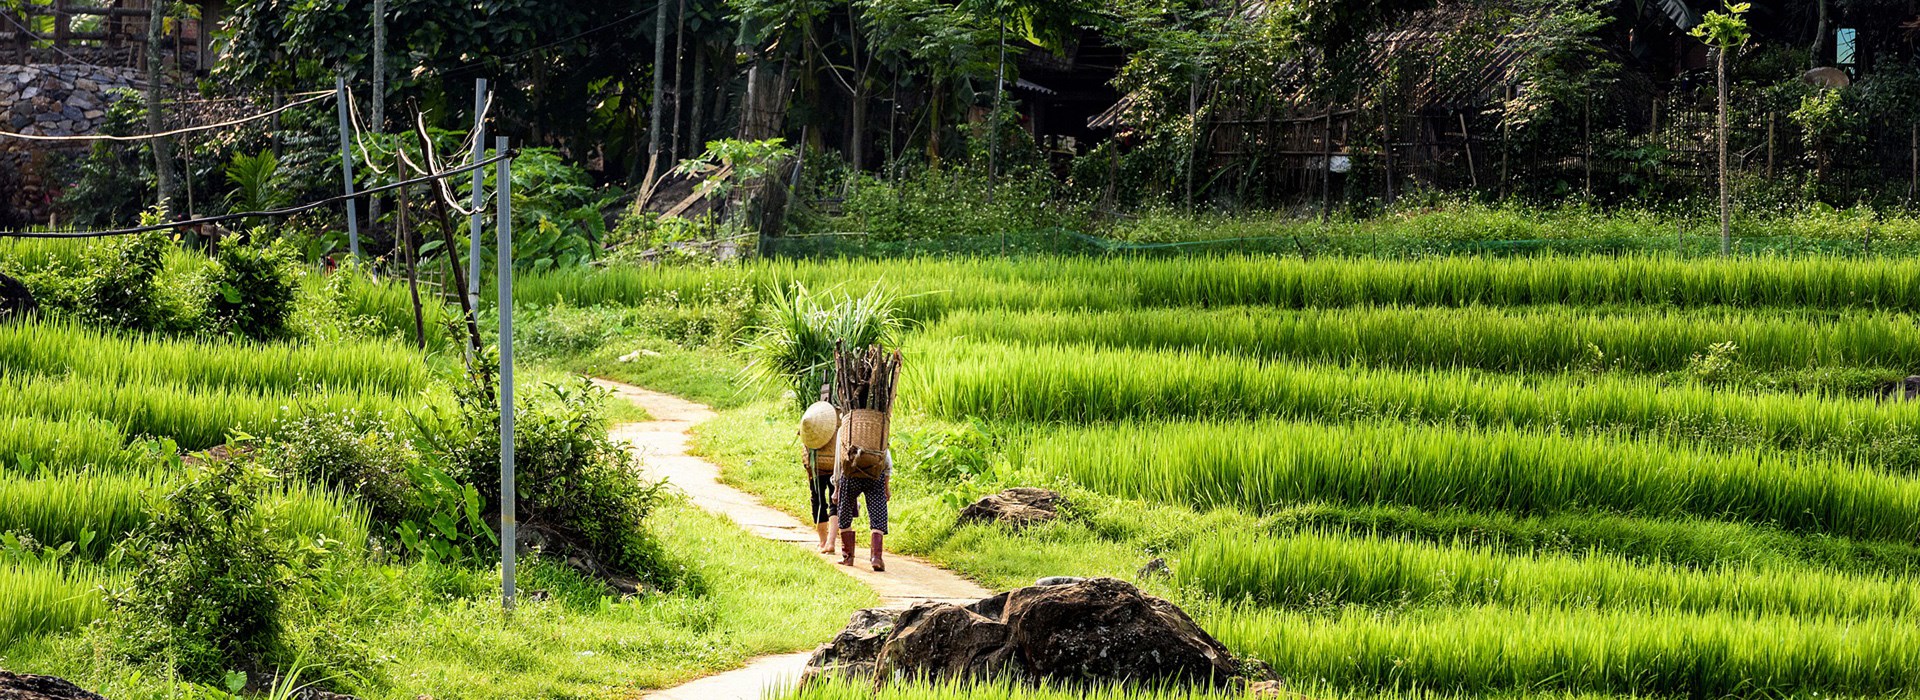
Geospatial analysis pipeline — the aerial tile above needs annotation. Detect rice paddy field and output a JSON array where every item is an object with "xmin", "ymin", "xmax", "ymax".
[
  {"xmin": 543, "ymin": 253, "xmax": 1920, "ymax": 700},
  {"xmin": 19, "ymin": 246, "xmax": 1920, "ymax": 699}
]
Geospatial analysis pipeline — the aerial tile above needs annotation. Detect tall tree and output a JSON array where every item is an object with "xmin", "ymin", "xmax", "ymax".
[{"xmin": 147, "ymin": 0, "xmax": 174, "ymax": 213}]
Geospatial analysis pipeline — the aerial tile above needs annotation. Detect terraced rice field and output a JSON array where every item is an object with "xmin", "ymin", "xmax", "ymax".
[
  {"xmin": 0, "ymin": 322, "xmax": 402, "ymax": 647},
  {"xmin": 574, "ymin": 254, "xmax": 1920, "ymax": 699}
]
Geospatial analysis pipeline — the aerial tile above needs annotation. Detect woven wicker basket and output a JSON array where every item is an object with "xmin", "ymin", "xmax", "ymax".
[
  {"xmin": 845, "ymin": 409, "xmax": 890, "ymax": 453},
  {"xmin": 811, "ymin": 434, "xmax": 838, "ymax": 474}
]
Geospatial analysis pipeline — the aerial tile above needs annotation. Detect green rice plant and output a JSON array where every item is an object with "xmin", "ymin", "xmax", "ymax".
[
  {"xmin": 0, "ymin": 320, "xmax": 430, "ymax": 396},
  {"xmin": 334, "ymin": 264, "xmax": 455, "ymax": 346},
  {"xmin": 0, "ymin": 415, "xmax": 134, "ymax": 473},
  {"xmin": 1210, "ymin": 603, "xmax": 1920, "ymax": 697},
  {"xmin": 0, "ymin": 471, "xmax": 151, "ymax": 559},
  {"xmin": 0, "ymin": 372, "xmax": 432, "ymax": 450},
  {"xmin": 518, "ymin": 254, "xmax": 1920, "ymax": 319},
  {"xmin": 1020, "ymin": 418, "xmax": 1920, "ymax": 542},
  {"xmin": 0, "ymin": 561, "xmax": 111, "ymax": 650},
  {"xmin": 918, "ymin": 341, "xmax": 1920, "ymax": 469},
  {"xmin": 1180, "ymin": 531, "xmax": 1920, "ymax": 619},
  {"xmin": 742, "ymin": 281, "xmax": 904, "ymax": 406},
  {"xmin": 269, "ymin": 481, "xmax": 372, "ymax": 554},
  {"xmin": 933, "ymin": 305, "xmax": 1920, "ymax": 374},
  {"xmin": 1265, "ymin": 502, "xmax": 1920, "ymax": 577}
]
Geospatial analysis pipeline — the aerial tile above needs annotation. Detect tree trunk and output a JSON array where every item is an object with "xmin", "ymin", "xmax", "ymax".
[
  {"xmin": 1812, "ymin": 0, "xmax": 1830, "ymax": 68},
  {"xmin": 1717, "ymin": 47, "xmax": 1731, "ymax": 256},
  {"xmin": 644, "ymin": 0, "xmax": 669, "ymax": 188},
  {"xmin": 146, "ymin": 0, "xmax": 173, "ymax": 212},
  {"xmin": 669, "ymin": 0, "xmax": 688, "ymax": 163},
  {"xmin": 849, "ymin": 86, "xmax": 867, "ymax": 171},
  {"xmin": 688, "ymin": 45, "xmax": 707, "ymax": 156}
]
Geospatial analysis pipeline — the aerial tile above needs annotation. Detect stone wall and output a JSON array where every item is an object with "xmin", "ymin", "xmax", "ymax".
[{"xmin": 1, "ymin": 64, "xmax": 145, "ymax": 225}]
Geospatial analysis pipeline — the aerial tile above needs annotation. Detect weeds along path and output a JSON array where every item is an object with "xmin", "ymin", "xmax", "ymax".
[{"xmin": 594, "ymin": 378, "xmax": 991, "ymax": 699}]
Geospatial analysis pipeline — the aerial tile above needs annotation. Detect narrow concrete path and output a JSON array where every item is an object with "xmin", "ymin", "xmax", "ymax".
[{"xmin": 594, "ymin": 378, "xmax": 991, "ymax": 700}]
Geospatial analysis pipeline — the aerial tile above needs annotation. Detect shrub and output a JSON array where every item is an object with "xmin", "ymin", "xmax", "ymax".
[
  {"xmin": 111, "ymin": 448, "xmax": 289, "ymax": 683},
  {"xmin": 207, "ymin": 236, "xmax": 299, "ymax": 340},
  {"xmin": 412, "ymin": 369, "xmax": 672, "ymax": 585},
  {"xmin": 515, "ymin": 379, "xmax": 669, "ymax": 579},
  {"xmin": 266, "ymin": 410, "xmax": 418, "ymax": 527}
]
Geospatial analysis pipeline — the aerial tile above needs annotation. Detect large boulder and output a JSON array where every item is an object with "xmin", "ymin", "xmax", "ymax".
[
  {"xmin": 807, "ymin": 577, "xmax": 1246, "ymax": 689},
  {"xmin": 1002, "ymin": 577, "xmax": 1239, "ymax": 684},
  {"xmin": 875, "ymin": 602, "xmax": 1015, "ymax": 680},
  {"xmin": 0, "ymin": 272, "xmax": 35, "ymax": 322},
  {"xmin": 804, "ymin": 608, "xmax": 902, "ymax": 682},
  {"xmin": 0, "ymin": 670, "xmax": 108, "ymax": 700},
  {"xmin": 956, "ymin": 488, "xmax": 1062, "ymax": 530}
]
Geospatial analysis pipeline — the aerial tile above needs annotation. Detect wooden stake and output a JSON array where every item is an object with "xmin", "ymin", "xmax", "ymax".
[{"xmin": 1459, "ymin": 112, "xmax": 1478, "ymax": 191}]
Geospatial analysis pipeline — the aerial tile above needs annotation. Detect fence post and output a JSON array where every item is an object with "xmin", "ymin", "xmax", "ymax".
[
  {"xmin": 335, "ymin": 77, "xmax": 361, "ymax": 260},
  {"xmin": 1459, "ymin": 112, "xmax": 1478, "ymax": 191},
  {"xmin": 496, "ymin": 136, "xmax": 516, "ymax": 615},
  {"xmin": 468, "ymin": 78, "xmax": 488, "ymax": 315}
]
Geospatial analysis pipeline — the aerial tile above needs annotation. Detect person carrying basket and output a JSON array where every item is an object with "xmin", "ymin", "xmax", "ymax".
[{"xmin": 799, "ymin": 396, "xmax": 841, "ymax": 554}]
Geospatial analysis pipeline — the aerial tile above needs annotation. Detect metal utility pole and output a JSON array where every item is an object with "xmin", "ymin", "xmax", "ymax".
[
  {"xmin": 369, "ymin": 0, "xmax": 387, "ymax": 235},
  {"xmin": 468, "ymin": 78, "xmax": 489, "ymax": 314},
  {"xmin": 496, "ymin": 135, "xmax": 516, "ymax": 614},
  {"xmin": 335, "ymin": 77, "xmax": 362, "ymax": 259}
]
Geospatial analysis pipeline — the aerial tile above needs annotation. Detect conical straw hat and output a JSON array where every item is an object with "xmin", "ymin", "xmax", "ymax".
[{"xmin": 800, "ymin": 401, "xmax": 840, "ymax": 449}]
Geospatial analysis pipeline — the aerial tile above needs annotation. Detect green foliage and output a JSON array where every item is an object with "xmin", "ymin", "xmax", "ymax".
[
  {"xmin": 934, "ymin": 304, "xmax": 1920, "ymax": 376},
  {"xmin": 207, "ymin": 237, "xmax": 300, "ymax": 341},
  {"xmin": 830, "ymin": 166, "xmax": 1087, "ymax": 242},
  {"xmin": 1688, "ymin": 1, "xmax": 1751, "ymax": 49},
  {"xmin": 224, "ymin": 152, "xmax": 291, "ymax": 217},
  {"xmin": 110, "ymin": 449, "xmax": 292, "ymax": 683},
  {"xmin": 54, "ymin": 90, "xmax": 152, "ymax": 227},
  {"xmin": 515, "ymin": 380, "xmax": 671, "ymax": 580},
  {"xmin": 743, "ymin": 281, "xmax": 903, "ymax": 406},
  {"xmin": 66, "ymin": 221, "xmax": 176, "ymax": 332},
  {"xmin": 412, "ymin": 370, "xmax": 673, "ymax": 583},
  {"xmin": 675, "ymin": 138, "xmax": 796, "ymax": 201},
  {"xmin": 490, "ymin": 148, "xmax": 615, "ymax": 273},
  {"xmin": 1022, "ymin": 417, "xmax": 1920, "ymax": 542},
  {"xmin": 1213, "ymin": 603, "xmax": 1920, "ymax": 697},
  {"xmin": 395, "ymin": 461, "xmax": 496, "ymax": 567},
  {"xmin": 265, "ymin": 410, "xmax": 419, "ymax": 527}
]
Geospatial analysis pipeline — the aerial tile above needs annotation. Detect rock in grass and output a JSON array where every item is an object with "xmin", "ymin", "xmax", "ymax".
[
  {"xmin": 956, "ymin": 487, "xmax": 1061, "ymax": 530},
  {"xmin": 1001, "ymin": 577, "xmax": 1240, "ymax": 685},
  {"xmin": 0, "ymin": 670, "xmax": 109, "ymax": 700},
  {"xmin": 806, "ymin": 577, "xmax": 1247, "ymax": 689},
  {"xmin": 802, "ymin": 608, "xmax": 902, "ymax": 682},
  {"xmin": 0, "ymin": 273, "xmax": 36, "ymax": 322}
]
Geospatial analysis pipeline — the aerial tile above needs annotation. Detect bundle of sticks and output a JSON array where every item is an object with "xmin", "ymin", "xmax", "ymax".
[{"xmin": 834, "ymin": 343, "xmax": 902, "ymax": 413}]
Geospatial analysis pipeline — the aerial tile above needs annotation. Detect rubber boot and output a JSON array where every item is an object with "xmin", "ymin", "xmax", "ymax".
[
  {"xmin": 870, "ymin": 532, "xmax": 886, "ymax": 572},
  {"xmin": 815, "ymin": 522, "xmax": 833, "ymax": 554},
  {"xmin": 840, "ymin": 529, "xmax": 858, "ymax": 567}
]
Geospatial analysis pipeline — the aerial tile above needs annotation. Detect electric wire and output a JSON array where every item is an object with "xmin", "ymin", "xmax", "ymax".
[
  {"xmin": 0, "ymin": 151, "xmax": 514, "ymax": 238},
  {"xmin": 0, "ymin": 91, "xmax": 335, "ymax": 142}
]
